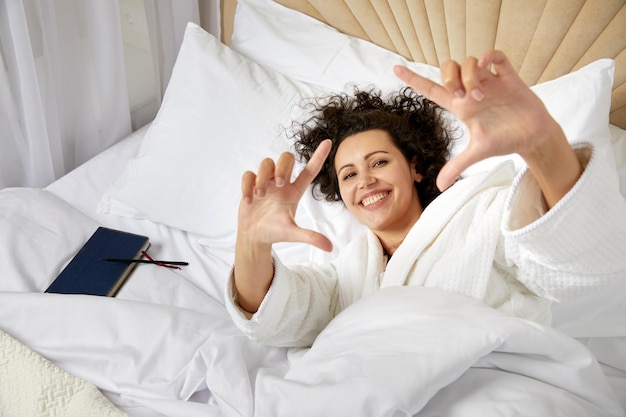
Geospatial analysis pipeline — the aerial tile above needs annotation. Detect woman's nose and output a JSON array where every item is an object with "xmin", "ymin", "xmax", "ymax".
[{"xmin": 358, "ymin": 173, "xmax": 376, "ymax": 188}]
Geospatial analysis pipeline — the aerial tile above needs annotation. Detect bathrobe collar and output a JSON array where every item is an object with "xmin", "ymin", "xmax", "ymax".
[{"xmin": 379, "ymin": 161, "xmax": 516, "ymax": 288}]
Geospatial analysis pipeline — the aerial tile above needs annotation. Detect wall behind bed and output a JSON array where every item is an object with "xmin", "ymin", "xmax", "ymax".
[
  {"xmin": 0, "ymin": 0, "xmax": 220, "ymax": 190},
  {"xmin": 221, "ymin": 0, "xmax": 626, "ymax": 130},
  {"xmin": 120, "ymin": 0, "xmax": 220, "ymax": 130}
]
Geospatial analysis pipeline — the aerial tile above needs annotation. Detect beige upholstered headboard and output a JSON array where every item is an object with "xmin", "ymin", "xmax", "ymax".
[{"xmin": 221, "ymin": 0, "xmax": 626, "ymax": 130}]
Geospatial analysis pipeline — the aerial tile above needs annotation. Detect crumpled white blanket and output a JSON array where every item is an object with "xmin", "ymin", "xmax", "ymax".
[
  {"xmin": 249, "ymin": 286, "xmax": 624, "ymax": 417},
  {"xmin": 0, "ymin": 329, "xmax": 128, "ymax": 417},
  {"xmin": 0, "ymin": 188, "xmax": 624, "ymax": 417}
]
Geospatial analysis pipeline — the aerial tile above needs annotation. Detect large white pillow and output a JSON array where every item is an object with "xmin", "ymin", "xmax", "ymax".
[
  {"xmin": 231, "ymin": 0, "xmax": 441, "ymax": 92},
  {"xmin": 0, "ymin": 188, "xmax": 96, "ymax": 292},
  {"xmin": 98, "ymin": 23, "xmax": 363, "ymax": 259},
  {"xmin": 231, "ymin": 0, "xmax": 616, "ymax": 174}
]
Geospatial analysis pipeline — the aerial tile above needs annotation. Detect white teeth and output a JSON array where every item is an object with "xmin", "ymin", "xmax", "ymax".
[{"xmin": 361, "ymin": 192, "xmax": 388, "ymax": 207}]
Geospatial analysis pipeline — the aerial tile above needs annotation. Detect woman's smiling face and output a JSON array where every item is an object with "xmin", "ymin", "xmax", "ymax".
[{"xmin": 334, "ymin": 129, "xmax": 424, "ymax": 237}]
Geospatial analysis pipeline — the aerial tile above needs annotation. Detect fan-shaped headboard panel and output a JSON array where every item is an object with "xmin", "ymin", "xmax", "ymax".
[{"xmin": 221, "ymin": 0, "xmax": 626, "ymax": 129}]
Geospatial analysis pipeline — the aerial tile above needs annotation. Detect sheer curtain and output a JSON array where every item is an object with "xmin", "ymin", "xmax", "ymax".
[{"xmin": 0, "ymin": 0, "xmax": 218, "ymax": 189}]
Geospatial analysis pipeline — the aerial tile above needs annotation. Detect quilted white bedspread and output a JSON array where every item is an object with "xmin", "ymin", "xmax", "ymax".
[{"xmin": 0, "ymin": 329, "xmax": 127, "ymax": 417}]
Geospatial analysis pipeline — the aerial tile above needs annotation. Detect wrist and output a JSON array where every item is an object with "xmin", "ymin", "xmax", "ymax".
[
  {"xmin": 520, "ymin": 122, "xmax": 583, "ymax": 208},
  {"xmin": 233, "ymin": 230, "xmax": 274, "ymax": 313}
]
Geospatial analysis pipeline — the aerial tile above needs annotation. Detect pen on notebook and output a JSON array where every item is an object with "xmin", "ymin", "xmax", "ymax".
[{"xmin": 101, "ymin": 258, "xmax": 189, "ymax": 266}]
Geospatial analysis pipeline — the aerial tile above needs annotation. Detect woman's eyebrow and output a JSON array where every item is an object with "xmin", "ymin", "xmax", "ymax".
[{"xmin": 337, "ymin": 150, "xmax": 390, "ymax": 174}]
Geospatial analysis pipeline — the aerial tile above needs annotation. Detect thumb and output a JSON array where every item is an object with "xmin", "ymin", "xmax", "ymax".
[
  {"xmin": 436, "ymin": 148, "xmax": 483, "ymax": 191},
  {"xmin": 289, "ymin": 225, "xmax": 333, "ymax": 252}
]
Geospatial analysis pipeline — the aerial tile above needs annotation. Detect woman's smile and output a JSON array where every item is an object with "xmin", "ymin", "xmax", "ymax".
[{"xmin": 360, "ymin": 190, "xmax": 391, "ymax": 208}]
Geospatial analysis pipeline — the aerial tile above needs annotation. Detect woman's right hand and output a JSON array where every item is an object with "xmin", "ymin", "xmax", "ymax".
[
  {"xmin": 233, "ymin": 140, "xmax": 333, "ymax": 313},
  {"xmin": 237, "ymin": 139, "xmax": 334, "ymax": 252}
]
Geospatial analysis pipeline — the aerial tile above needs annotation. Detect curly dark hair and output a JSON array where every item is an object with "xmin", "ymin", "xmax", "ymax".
[{"xmin": 290, "ymin": 86, "xmax": 454, "ymax": 208}]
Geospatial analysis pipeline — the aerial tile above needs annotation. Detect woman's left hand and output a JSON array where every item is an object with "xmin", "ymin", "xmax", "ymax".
[{"xmin": 394, "ymin": 50, "xmax": 581, "ymax": 203}]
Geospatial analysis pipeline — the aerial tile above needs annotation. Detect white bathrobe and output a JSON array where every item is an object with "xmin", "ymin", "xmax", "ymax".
[{"xmin": 226, "ymin": 144, "xmax": 626, "ymax": 347}]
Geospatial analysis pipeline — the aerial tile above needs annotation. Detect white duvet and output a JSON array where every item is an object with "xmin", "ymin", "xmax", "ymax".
[
  {"xmin": 0, "ymin": 187, "xmax": 624, "ymax": 417},
  {"xmin": 252, "ymin": 286, "xmax": 623, "ymax": 417}
]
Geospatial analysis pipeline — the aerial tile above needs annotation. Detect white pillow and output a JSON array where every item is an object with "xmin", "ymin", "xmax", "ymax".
[
  {"xmin": 231, "ymin": 0, "xmax": 441, "ymax": 92},
  {"xmin": 231, "ymin": 0, "xmax": 615, "ymax": 174},
  {"xmin": 0, "ymin": 188, "xmax": 96, "ymax": 292},
  {"xmin": 98, "ymin": 23, "xmax": 362, "ymax": 259}
]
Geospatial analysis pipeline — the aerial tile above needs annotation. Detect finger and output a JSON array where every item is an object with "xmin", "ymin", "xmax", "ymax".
[
  {"xmin": 293, "ymin": 139, "xmax": 332, "ymax": 191},
  {"xmin": 478, "ymin": 49, "xmax": 517, "ymax": 78},
  {"xmin": 275, "ymin": 152, "xmax": 295, "ymax": 187},
  {"xmin": 241, "ymin": 171, "xmax": 256, "ymax": 204},
  {"xmin": 436, "ymin": 147, "xmax": 485, "ymax": 191},
  {"xmin": 440, "ymin": 60, "xmax": 465, "ymax": 98},
  {"xmin": 460, "ymin": 56, "xmax": 492, "ymax": 101},
  {"xmin": 393, "ymin": 65, "xmax": 453, "ymax": 109},
  {"xmin": 255, "ymin": 157, "xmax": 276, "ymax": 197},
  {"xmin": 288, "ymin": 226, "xmax": 333, "ymax": 252}
]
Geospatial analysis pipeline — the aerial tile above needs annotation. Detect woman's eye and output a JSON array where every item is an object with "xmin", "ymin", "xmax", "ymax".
[
  {"xmin": 373, "ymin": 160, "xmax": 387, "ymax": 167},
  {"xmin": 342, "ymin": 172, "xmax": 355, "ymax": 181}
]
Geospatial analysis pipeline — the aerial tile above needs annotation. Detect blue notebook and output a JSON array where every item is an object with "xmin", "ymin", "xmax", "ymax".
[{"xmin": 46, "ymin": 227, "xmax": 150, "ymax": 297}]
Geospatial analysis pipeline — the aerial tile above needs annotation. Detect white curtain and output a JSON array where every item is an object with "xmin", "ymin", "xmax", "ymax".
[{"xmin": 0, "ymin": 0, "xmax": 216, "ymax": 189}]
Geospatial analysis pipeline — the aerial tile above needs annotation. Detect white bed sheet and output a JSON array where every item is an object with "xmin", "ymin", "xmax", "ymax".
[
  {"xmin": 0, "ymin": 122, "xmax": 623, "ymax": 416},
  {"xmin": 7, "ymin": 123, "xmax": 241, "ymax": 417},
  {"xmin": 45, "ymin": 123, "xmax": 235, "ymax": 304}
]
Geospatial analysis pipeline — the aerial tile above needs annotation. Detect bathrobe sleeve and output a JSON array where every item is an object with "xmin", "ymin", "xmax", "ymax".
[
  {"xmin": 502, "ymin": 143, "xmax": 626, "ymax": 302},
  {"xmin": 224, "ymin": 254, "xmax": 342, "ymax": 347}
]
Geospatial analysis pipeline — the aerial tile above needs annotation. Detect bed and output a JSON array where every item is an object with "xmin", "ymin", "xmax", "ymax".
[{"xmin": 1, "ymin": 0, "xmax": 625, "ymax": 416}]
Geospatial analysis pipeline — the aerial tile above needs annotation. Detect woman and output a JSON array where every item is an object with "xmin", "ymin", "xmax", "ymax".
[{"xmin": 225, "ymin": 50, "xmax": 626, "ymax": 347}]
